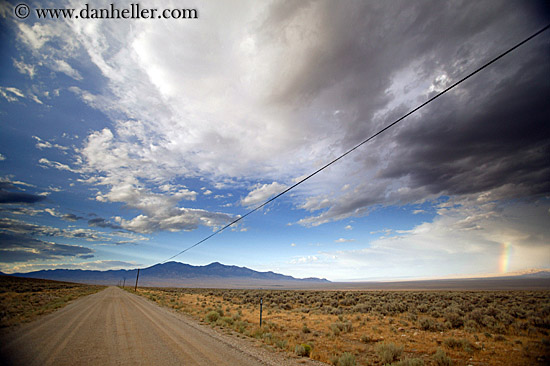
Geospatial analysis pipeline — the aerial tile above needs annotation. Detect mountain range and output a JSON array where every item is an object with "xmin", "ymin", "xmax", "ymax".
[
  {"xmin": 7, "ymin": 262, "xmax": 330, "ymax": 288},
  {"xmin": 4, "ymin": 264, "xmax": 550, "ymax": 290}
]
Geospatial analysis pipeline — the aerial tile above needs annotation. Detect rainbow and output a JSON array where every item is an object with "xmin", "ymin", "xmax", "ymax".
[{"xmin": 499, "ymin": 242, "xmax": 512, "ymax": 273}]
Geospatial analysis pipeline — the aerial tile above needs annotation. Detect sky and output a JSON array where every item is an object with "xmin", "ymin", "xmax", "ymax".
[{"xmin": 0, "ymin": 0, "xmax": 549, "ymax": 281}]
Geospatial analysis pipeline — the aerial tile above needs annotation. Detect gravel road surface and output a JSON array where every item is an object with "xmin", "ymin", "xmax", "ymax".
[{"xmin": 1, "ymin": 286, "xmax": 325, "ymax": 366}]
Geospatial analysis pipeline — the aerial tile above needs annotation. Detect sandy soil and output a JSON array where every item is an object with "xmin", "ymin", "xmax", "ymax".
[{"xmin": 0, "ymin": 286, "xmax": 324, "ymax": 366}]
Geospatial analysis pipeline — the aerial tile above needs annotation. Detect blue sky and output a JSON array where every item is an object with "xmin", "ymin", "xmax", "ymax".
[{"xmin": 0, "ymin": 0, "xmax": 549, "ymax": 281}]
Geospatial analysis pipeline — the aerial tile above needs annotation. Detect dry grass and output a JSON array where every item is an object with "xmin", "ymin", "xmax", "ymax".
[
  {"xmin": 132, "ymin": 287, "xmax": 550, "ymax": 366},
  {"xmin": 0, "ymin": 275, "xmax": 105, "ymax": 327}
]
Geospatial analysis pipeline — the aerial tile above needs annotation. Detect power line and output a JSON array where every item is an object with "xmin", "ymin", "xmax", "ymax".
[{"xmin": 159, "ymin": 23, "xmax": 550, "ymax": 264}]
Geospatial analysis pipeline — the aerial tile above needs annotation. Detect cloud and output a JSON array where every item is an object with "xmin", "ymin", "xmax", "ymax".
[
  {"xmin": 0, "ymin": 217, "xmax": 109, "ymax": 242},
  {"xmin": 7, "ymin": 1, "xmax": 549, "ymax": 243},
  {"xmin": 87, "ymin": 217, "xmax": 121, "ymax": 230},
  {"xmin": 38, "ymin": 158, "xmax": 80, "ymax": 173},
  {"xmin": 13, "ymin": 58, "xmax": 36, "ymax": 79},
  {"xmin": 51, "ymin": 59, "xmax": 82, "ymax": 80},
  {"xmin": 0, "ymin": 190, "xmax": 46, "ymax": 204},
  {"xmin": 370, "ymin": 229, "xmax": 393, "ymax": 235},
  {"xmin": 241, "ymin": 182, "xmax": 288, "ymax": 207},
  {"xmin": 0, "ymin": 86, "xmax": 43, "ymax": 104},
  {"xmin": 0, "ymin": 232, "xmax": 93, "ymax": 263},
  {"xmin": 335, "ymin": 238, "xmax": 355, "ymax": 243},
  {"xmin": 111, "ymin": 230, "xmax": 149, "ymax": 242},
  {"xmin": 0, "ymin": 87, "xmax": 24, "ymax": 102},
  {"xmin": 4, "ymin": 260, "xmax": 139, "ymax": 273},
  {"xmin": 290, "ymin": 255, "xmax": 319, "ymax": 264},
  {"xmin": 115, "ymin": 207, "xmax": 233, "ymax": 234},
  {"xmin": 92, "ymin": 178, "xmax": 230, "ymax": 233},
  {"xmin": 0, "ymin": 179, "xmax": 46, "ymax": 204},
  {"xmin": 78, "ymin": 254, "xmax": 95, "ymax": 259},
  {"xmin": 62, "ymin": 213, "xmax": 83, "ymax": 221},
  {"xmin": 293, "ymin": 197, "xmax": 550, "ymax": 280},
  {"xmin": 44, "ymin": 208, "xmax": 84, "ymax": 222},
  {"xmin": 15, "ymin": 22, "xmax": 53, "ymax": 50},
  {"xmin": 297, "ymin": 52, "xmax": 550, "ymax": 224},
  {"xmin": 0, "ymin": 206, "xmax": 43, "ymax": 216},
  {"xmin": 33, "ymin": 136, "xmax": 70, "ymax": 151}
]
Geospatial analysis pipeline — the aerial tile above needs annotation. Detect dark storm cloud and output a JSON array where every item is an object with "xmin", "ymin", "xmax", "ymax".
[
  {"xmin": 87, "ymin": 217, "xmax": 122, "ymax": 230},
  {"xmin": 0, "ymin": 179, "xmax": 45, "ymax": 204},
  {"xmin": 271, "ymin": 0, "xmax": 549, "ymax": 224},
  {"xmin": 0, "ymin": 218, "xmax": 60, "ymax": 236},
  {"xmin": 78, "ymin": 254, "xmax": 95, "ymax": 259},
  {"xmin": 62, "ymin": 213, "xmax": 83, "ymax": 221},
  {"xmin": 0, "ymin": 182, "xmax": 14, "ymax": 190},
  {"xmin": 0, "ymin": 190, "xmax": 46, "ymax": 204},
  {"xmin": 0, "ymin": 232, "xmax": 94, "ymax": 263},
  {"xmin": 260, "ymin": 0, "xmax": 545, "ymax": 145},
  {"xmin": 0, "ymin": 218, "xmax": 107, "ymax": 241},
  {"xmin": 379, "ymin": 44, "xmax": 550, "ymax": 199}
]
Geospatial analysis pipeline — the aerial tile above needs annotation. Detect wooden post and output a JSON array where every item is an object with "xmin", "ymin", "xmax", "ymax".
[
  {"xmin": 260, "ymin": 297, "xmax": 263, "ymax": 327},
  {"xmin": 134, "ymin": 268, "xmax": 140, "ymax": 291},
  {"xmin": 123, "ymin": 278, "xmax": 126, "ymax": 288}
]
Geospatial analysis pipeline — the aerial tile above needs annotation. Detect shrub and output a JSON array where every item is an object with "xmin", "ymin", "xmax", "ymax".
[
  {"xmin": 275, "ymin": 339, "xmax": 287, "ymax": 349},
  {"xmin": 375, "ymin": 342, "xmax": 403, "ymax": 364},
  {"xmin": 295, "ymin": 343, "xmax": 312, "ymax": 357},
  {"xmin": 443, "ymin": 338, "xmax": 474, "ymax": 353},
  {"xmin": 419, "ymin": 317, "xmax": 440, "ymax": 331},
  {"xmin": 360, "ymin": 334, "xmax": 376, "ymax": 343},
  {"xmin": 219, "ymin": 316, "xmax": 234, "ymax": 326},
  {"xmin": 205, "ymin": 310, "xmax": 220, "ymax": 323},
  {"xmin": 337, "ymin": 352, "xmax": 356, "ymax": 366},
  {"xmin": 330, "ymin": 321, "xmax": 353, "ymax": 335},
  {"xmin": 443, "ymin": 337, "xmax": 461, "ymax": 349},
  {"xmin": 461, "ymin": 339, "xmax": 474, "ymax": 353},
  {"xmin": 433, "ymin": 348, "xmax": 453, "ymax": 366},
  {"xmin": 444, "ymin": 312, "xmax": 464, "ymax": 328},
  {"xmin": 251, "ymin": 327, "xmax": 268, "ymax": 339},
  {"xmin": 464, "ymin": 319, "xmax": 478, "ymax": 332},
  {"xmin": 235, "ymin": 320, "xmax": 247, "ymax": 333}
]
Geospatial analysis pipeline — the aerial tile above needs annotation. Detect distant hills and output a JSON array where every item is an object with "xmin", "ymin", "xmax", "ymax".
[
  {"xmin": 7, "ymin": 262, "xmax": 330, "ymax": 288},
  {"xmin": 4, "ymin": 264, "xmax": 550, "ymax": 290},
  {"xmin": 511, "ymin": 270, "xmax": 550, "ymax": 279}
]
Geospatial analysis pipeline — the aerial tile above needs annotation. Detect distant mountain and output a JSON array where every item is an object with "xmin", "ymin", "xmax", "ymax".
[
  {"xmin": 9, "ymin": 262, "xmax": 330, "ymax": 288},
  {"xmin": 512, "ymin": 270, "xmax": 550, "ymax": 279}
]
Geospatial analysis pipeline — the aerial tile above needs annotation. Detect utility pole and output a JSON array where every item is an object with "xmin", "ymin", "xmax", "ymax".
[{"xmin": 134, "ymin": 268, "xmax": 140, "ymax": 291}]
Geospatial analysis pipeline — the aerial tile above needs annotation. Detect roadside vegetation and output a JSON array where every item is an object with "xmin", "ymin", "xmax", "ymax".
[
  {"xmin": 0, "ymin": 275, "xmax": 105, "ymax": 327},
  {"xmin": 132, "ymin": 287, "xmax": 550, "ymax": 365}
]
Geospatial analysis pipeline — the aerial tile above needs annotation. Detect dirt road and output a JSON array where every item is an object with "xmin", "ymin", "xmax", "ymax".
[{"xmin": 0, "ymin": 286, "xmax": 322, "ymax": 366}]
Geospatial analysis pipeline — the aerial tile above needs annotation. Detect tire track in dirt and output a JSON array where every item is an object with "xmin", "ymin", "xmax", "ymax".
[{"xmin": 125, "ymin": 293, "xmax": 228, "ymax": 365}]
